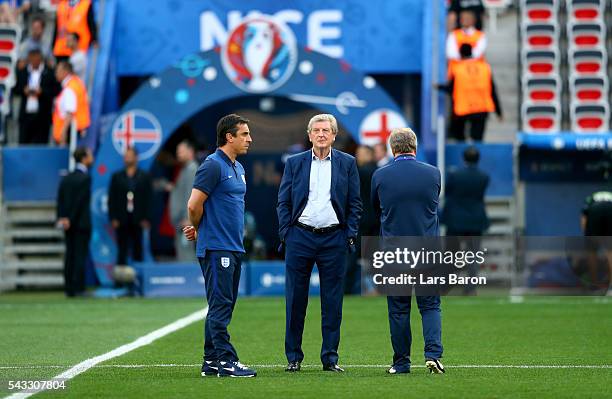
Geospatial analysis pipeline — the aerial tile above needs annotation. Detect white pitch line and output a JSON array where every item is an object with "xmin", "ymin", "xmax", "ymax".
[
  {"xmin": 3, "ymin": 307, "xmax": 208, "ymax": 399},
  {"xmin": 2, "ymin": 364, "xmax": 611, "ymax": 370}
]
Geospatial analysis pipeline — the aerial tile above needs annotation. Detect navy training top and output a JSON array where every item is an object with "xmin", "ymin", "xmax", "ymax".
[{"xmin": 193, "ymin": 149, "xmax": 246, "ymax": 256}]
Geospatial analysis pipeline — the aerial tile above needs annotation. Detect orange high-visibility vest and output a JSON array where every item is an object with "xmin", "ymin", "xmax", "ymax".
[
  {"xmin": 53, "ymin": 0, "xmax": 92, "ymax": 57},
  {"xmin": 447, "ymin": 29, "xmax": 486, "ymax": 78},
  {"xmin": 450, "ymin": 59, "xmax": 495, "ymax": 116},
  {"xmin": 452, "ymin": 29, "xmax": 484, "ymax": 54},
  {"xmin": 53, "ymin": 75, "xmax": 91, "ymax": 143}
]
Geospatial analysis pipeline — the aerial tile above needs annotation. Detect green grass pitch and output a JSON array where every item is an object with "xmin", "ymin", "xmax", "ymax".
[{"xmin": 1, "ymin": 294, "xmax": 611, "ymax": 398}]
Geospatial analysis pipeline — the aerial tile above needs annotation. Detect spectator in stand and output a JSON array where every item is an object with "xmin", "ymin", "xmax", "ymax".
[
  {"xmin": 440, "ymin": 44, "xmax": 502, "ymax": 141},
  {"xmin": 18, "ymin": 15, "xmax": 52, "ymax": 67},
  {"xmin": 53, "ymin": 0, "xmax": 98, "ymax": 62},
  {"xmin": 52, "ymin": 60, "xmax": 90, "ymax": 145},
  {"xmin": 0, "ymin": 0, "xmax": 30, "ymax": 24},
  {"xmin": 169, "ymin": 140, "xmax": 199, "ymax": 262},
  {"xmin": 374, "ymin": 142, "xmax": 392, "ymax": 168},
  {"xmin": 108, "ymin": 147, "xmax": 153, "ymax": 266},
  {"xmin": 447, "ymin": 0, "xmax": 485, "ymax": 31},
  {"xmin": 67, "ymin": 32, "xmax": 87, "ymax": 82},
  {"xmin": 446, "ymin": 10, "xmax": 486, "ymax": 63},
  {"xmin": 14, "ymin": 48, "xmax": 60, "ymax": 144}
]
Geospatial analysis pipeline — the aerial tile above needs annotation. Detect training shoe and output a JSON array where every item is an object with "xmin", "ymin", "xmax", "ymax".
[
  {"xmin": 322, "ymin": 363, "xmax": 344, "ymax": 372},
  {"xmin": 201, "ymin": 360, "xmax": 219, "ymax": 377},
  {"xmin": 387, "ymin": 364, "xmax": 410, "ymax": 374},
  {"xmin": 218, "ymin": 361, "xmax": 257, "ymax": 378},
  {"xmin": 425, "ymin": 358, "xmax": 445, "ymax": 374},
  {"xmin": 285, "ymin": 362, "xmax": 301, "ymax": 372}
]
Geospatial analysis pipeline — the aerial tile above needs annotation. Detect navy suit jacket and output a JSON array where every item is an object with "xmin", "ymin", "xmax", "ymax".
[
  {"xmin": 371, "ymin": 156, "xmax": 441, "ymax": 237},
  {"xmin": 277, "ymin": 148, "xmax": 362, "ymax": 242},
  {"xmin": 442, "ymin": 165, "xmax": 490, "ymax": 234}
]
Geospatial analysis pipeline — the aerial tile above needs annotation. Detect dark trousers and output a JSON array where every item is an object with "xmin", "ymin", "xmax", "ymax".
[
  {"xmin": 19, "ymin": 114, "xmax": 50, "ymax": 144},
  {"xmin": 450, "ymin": 112, "xmax": 488, "ymax": 141},
  {"xmin": 447, "ymin": 231, "xmax": 482, "ymax": 294},
  {"xmin": 63, "ymin": 230, "xmax": 90, "ymax": 297},
  {"xmin": 344, "ymin": 250, "xmax": 361, "ymax": 295},
  {"xmin": 199, "ymin": 250, "xmax": 242, "ymax": 362},
  {"xmin": 115, "ymin": 222, "xmax": 143, "ymax": 265},
  {"xmin": 285, "ymin": 226, "xmax": 347, "ymax": 365},
  {"xmin": 387, "ymin": 295, "xmax": 443, "ymax": 368}
]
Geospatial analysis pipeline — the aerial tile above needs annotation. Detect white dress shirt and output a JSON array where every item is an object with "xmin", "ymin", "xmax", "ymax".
[
  {"xmin": 58, "ymin": 76, "xmax": 77, "ymax": 118},
  {"xmin": 25, "ymin": 64, "xmax": 43, "ymax": 113},
  {"xmin": 298, "ymin": 149, "xmax": 339, "ymax": 228}
]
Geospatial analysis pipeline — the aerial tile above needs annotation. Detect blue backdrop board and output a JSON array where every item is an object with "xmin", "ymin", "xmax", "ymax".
[
  {"xmin": 445, "ymin": 143, "xmax": 514, "ymax": 197},
  {"xmin": 90, "ymin": 16, "xmax": 409, "ymax": 286},
  {"xmin": 1, "ymin": 147, "xmax": 69, "ymax": 202},
  {"xmin": 114, "ymin": 0, "xmax": 430, "ymax": 76},
  {"xmin": 519, "ymin": 133, "xmax": 612, "ymax": 235},
  {"xmin": 524, "ymin": 182, "xmax": 605, "ymax": 235},
  {"xmin": 248, "ymin": 261, "xmax": 320, "ymax": 296},
  {"xmin": 133, "ymin": 262, "xmax": 247, "ymax": 298}
]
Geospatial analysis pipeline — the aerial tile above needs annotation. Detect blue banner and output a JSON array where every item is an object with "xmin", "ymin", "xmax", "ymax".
[
  {"xmin": 248, "ymin": 261, "xmax": 320, "ymax": 296},
  {"xmin": 114, "ymin": 0, "xmax": 426, "ymax": 76},
  {"xmin": 518, "ymin": 132, "xmax": 612, "ymax": 151}
]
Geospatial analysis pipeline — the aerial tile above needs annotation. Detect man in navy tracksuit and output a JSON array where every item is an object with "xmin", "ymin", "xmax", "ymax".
[
  {"xmin": 371, "ymin": 128, "xmax": 445, "ymax": 375},
  {"xmin": 184, "ymin": 114, "xmax": 256, "ymax": 378},
  {"xmin": 277, "ymin": 113, "xmax": 362, "ymax": 373}
]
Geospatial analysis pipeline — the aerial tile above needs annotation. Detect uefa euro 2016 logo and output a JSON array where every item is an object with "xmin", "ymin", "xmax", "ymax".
[{"xmin": 222, "ymin": 16, "xmax": 297, "ymax": 93}]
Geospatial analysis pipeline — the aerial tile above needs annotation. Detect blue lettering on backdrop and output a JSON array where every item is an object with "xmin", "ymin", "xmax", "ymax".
[{"xmin": 114, "ymin": 0, "xmax": 425, "ymax": 76}]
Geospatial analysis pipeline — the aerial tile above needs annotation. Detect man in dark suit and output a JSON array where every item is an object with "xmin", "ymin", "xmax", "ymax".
[
  {"xmin": 442, "ymin": 146, "xmax": 489, "ymax": 294},
  {"xmin": 277, "ymin": 113, "xmax": 362, "ymax": 373},
  {"xmin": 108, "ymin": 147, "xmax": 153, "ymax": 265},
  {"xmin": 57, "ymin": 146, "xmax": 93, "ymax": 297},
  {"xmin": 371, "ymin": 128, "xmax": 445, "ymax": 375},
  {"xmin": 14, "ymin": 48, "xmax": 60, "ymax": 144},
  {"xmin": 442, "ymin": 146, "xmax": 490, "ymax": 237}
]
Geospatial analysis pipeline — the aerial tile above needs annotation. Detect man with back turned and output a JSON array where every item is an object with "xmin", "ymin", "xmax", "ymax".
[{"xmin": 371, "ymin": 128, "xmax": 445, "ymax": 375}]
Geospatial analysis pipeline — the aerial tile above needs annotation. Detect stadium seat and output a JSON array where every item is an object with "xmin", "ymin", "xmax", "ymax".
[
  {"xmin": 521, "ymin": 49, "xmax": 559, "ymax": 76},
  {"xmin": 520, "ymin": 0, "xmax": 558, "ymax": 24},
  {"xmin": 567, "ymin": 0, "xmax": 606, "ymax": 23},
  {"xmin": 0, "ymin": 26, "xmax": 19, "ymax": 56},
  {"xmin": 521, "ymin": 102, "xmax": 561, "ymax": 133},
  {"xmin": 568, "ymin": 22, "xmax": 605, "ymax": 49},
  {"xmin": 0, "ymin": 54, "xmax": 13, "ymax": 80},
  {"xmin": 570, "ymin": 75, "xmax": 609, "ymax": 103},
  {"xmin": 523, "ymin": 76, "xmax": 561, "ymax": 103},
  {"xmin": 569, "ymin": 48, "xmax": 607, "ymax": 76},
  {"xmin": 521, "ymin": 23, "xmax": 558, "ymax": 49},
  {"xmin": 570, "ymin": 102, "xmax": 610, "ymax": 132}
]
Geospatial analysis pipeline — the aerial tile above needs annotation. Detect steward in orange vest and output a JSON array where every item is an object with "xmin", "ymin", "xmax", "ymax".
[
  {"xmin": 53, "ymin": 0, "xmax": 98, "ymax": 58},
  {"xmin": 446, "ymin": 10, "xmax": 487, "ymax": 76},
  {"xmin": 53, "ymin": 61, "xmax": 90, "ymax": 145},
  {"xmin": 439, "ymin": 44, "xmax": 502, "ymax": 141}
]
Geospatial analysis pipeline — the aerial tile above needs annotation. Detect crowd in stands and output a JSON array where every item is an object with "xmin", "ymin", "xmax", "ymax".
[{"xmin": 1, "ymin": 0, "xmax": 95, "ymax": 146}]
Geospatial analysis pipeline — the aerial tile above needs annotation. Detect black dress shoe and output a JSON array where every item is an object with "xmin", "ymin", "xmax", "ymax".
[
  {"xmin": 323, "ymin": 363, "xmax": 344, "ymax": 372},
  {"xmin": 285, "ymin": 362, "xmax": 301, "ymax": 372}
]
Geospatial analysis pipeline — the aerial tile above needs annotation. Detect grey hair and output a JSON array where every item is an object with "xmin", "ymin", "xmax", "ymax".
[
  {"xmin": 307, "ymin": 114, "xmax": 338, "ymax": 134},
  {"xmin": 389, "ymin": 128, "xmax": 418, "ymax": 155}
]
